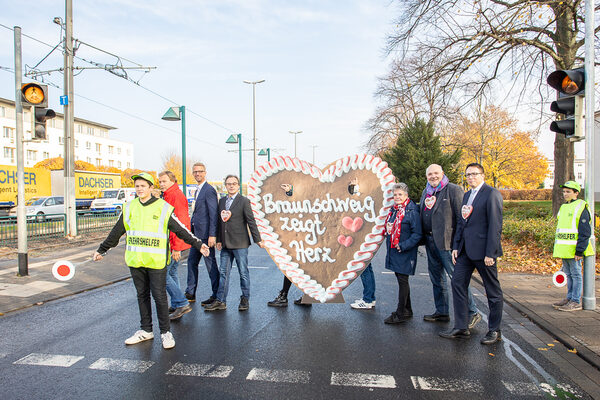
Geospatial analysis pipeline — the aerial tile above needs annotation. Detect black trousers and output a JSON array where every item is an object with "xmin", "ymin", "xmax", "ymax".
[
  {"xmin": 395, "ymin": 273, "xmax": 412, "ymax": 316},
  {"xmin": 451, "ymin": 253, "xmax": 503, "ymax": 331},
  {"xmin": 282, "ymin": 276, "xmax": 292, "ymax": 293},
  {"xmin": 130, "ymin": 267, "xmax": 170, "ymax": 334}
]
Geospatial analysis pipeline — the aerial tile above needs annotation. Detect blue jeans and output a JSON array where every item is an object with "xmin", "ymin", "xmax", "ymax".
[
  {"xmin": 186, "ymin": 244, "xmax": 219, "ymax": 298},
  {"xmin": 166, "ymin": 258, "xmax": 189, "ymax": 309},
  {"xmin": 216, "ymin": 248, "xmax": 250, "ymax": 302},
  {"xmin": 562, "ymin": 258, "xmax": 583, "ymax": 303},
  {"xmin": 359, "ymin": 263, "xmax": 376, "ymax": 303},
  {"xmin": 424, "ymin": 235, "xmax": 477, "ymax": 316}
]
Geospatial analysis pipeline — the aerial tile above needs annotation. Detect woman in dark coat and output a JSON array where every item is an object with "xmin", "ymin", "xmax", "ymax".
[{"xmin": 384, "ymin": 182, "xmax": 423, "ymax": 324}]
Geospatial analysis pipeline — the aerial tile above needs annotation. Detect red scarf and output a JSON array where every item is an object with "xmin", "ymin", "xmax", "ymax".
[{"xmin": 385, "ymin": 198, "xmax": 410, "ymax": 248}]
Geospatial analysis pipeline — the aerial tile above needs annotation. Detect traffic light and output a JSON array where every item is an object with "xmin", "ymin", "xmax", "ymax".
[
  {"xmin": 21, "ymin": 82, "xmax": 49, "ymax": 107},
  {"xmin": 33, "ymin": 107, "xmax": 56, "ymax": 140},
  {"xmin": 547, "ymin": 67, "xmax": 585, "ymax": 141}
]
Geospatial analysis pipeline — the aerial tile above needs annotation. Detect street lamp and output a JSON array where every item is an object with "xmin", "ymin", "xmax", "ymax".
[
  {"xmin": 243, "ymin": 79, "xmax": 265, "ymax": 171},
  {"xmin": 161, "ymin": 106, "xmax": 187, "ymax": 196},
  {"xmin": 289, "ymin": 131, "xmax": 302, "ymax": 158},
  {"xmin": 226, "ymin": 134, "xmax": 242, "ymax": 193},
  {"xmin": 309, "ymin": 145, "xmax": 318, "ymax": 164},
  {"xmin": 258, "ymin": 148, "xmax": 271, "ymax": 162}
]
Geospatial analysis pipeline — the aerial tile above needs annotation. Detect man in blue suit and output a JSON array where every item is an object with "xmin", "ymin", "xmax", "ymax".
[
  {"xmin": 185, "ymin": 162, "xmax": 219, "ymax": 306},
  {"xmin": 440, "ymin": 163, "xmax": 504, "ymax": 345}
]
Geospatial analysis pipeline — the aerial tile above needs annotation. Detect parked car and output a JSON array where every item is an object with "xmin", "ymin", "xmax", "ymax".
[
  {"xmin": 9, "ymin": 196, "xmax": 65, "ymax": 221},
  {"xmin": 90, "ymin": 188, "xmax": 136, "ymax": 213}
]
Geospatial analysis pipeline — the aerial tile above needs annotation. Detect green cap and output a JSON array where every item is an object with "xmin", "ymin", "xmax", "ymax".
[
  {"xmin": 560, "ymin": 180, "xmax": 581, "ymax": 192},
  {"xmin": 131, "ymin": 172, "xmax": 155, "ymax": 186}
]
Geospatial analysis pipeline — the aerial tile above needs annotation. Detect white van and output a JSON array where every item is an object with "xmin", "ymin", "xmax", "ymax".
[{"xmin": 90, "ymin": 188, "xmax": 136, "ymax": 213}]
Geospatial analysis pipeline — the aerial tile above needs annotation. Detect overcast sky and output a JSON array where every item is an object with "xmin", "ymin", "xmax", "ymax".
[{"xmin": 0, "ymin": 0, "xmax": 398, "ymax": 181}]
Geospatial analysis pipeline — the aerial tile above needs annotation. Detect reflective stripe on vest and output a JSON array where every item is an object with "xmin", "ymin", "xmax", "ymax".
[
  {"xmin": 553, "ymin": 199, "xmax": 595, "ymax": 258},
  {"xmin": 123, "ymin": 198, "xmax": 173, "ymax": 269}
]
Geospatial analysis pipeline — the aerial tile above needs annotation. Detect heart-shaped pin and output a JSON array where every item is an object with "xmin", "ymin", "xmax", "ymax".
[
  {"xmin": 424, "ymin": 196, "xmax": 436, "ymax": 210},
  {"xmin": 221, "ymin": 210, "xmax": 232, "ymax": 222},
  {"xmin": 342, "ymin": 216, "xmax": 363, "ymax": 232},
  {"xmin": 247, "ymin": 154, "xmax": 395, "ymax": 303},
  {"xmin": 337, "ymin": 235, "xmax": 353, "ymax": 247},
  {"xmin": 461, "ymin": 205, "xmax": 473, "ymax": 220}
]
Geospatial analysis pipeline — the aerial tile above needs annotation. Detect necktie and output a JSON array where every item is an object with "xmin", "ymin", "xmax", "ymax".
[
  {"xmin": 226, "ymin": 196, "xmax": 233, "ymax": 211},
  {"xmin": 467, "ymin": 189, "xmax": 478, "ymax": 206}
]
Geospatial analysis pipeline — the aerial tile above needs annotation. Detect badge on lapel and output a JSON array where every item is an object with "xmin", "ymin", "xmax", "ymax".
[
  {"xmin": 424, "ymin": 196, "xmax": 436, "ymax": 210},
  {"xmin": 461, "ymin": 205, "xmax": 473, "ymax": 220},
  {"xmin": 221, "ymin": 210, "xmax": 232, "ymax": 222}
]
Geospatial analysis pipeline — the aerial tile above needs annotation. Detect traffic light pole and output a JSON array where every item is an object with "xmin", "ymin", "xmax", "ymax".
[
  {"xmin": 63, "ymin": 0, "xmax": 77, "ymax": 237},
  {"xmin": 582, "ymin": 0, "xmax": 595, "ymax": 311},
  {"xmin": 14, "ymin": 26, "xmax": 28, "ymax": 276}
]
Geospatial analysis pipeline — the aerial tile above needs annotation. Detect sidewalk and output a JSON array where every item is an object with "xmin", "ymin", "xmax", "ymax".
[{"xmin": 495, "ymin": 273, "xmax": 600, "ymax": 370}]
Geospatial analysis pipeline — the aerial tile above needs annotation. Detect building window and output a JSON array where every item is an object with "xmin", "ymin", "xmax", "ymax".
[
  {"xmin": 86, "ymin": 157, "xmax": 91, "ymax": 163},
  {"xmin": 75, "ymin": 139, "xmax": 79, "ymax": 148},
  {"xmin": 87, "ymin": 127, "xmax": 94, "ymax": 135},
  {"xmin": 4, "ymin": 147, "xmax": 15, "ymax": 159},
  {"xmin": 48, "ymin": 119, "xmax": 56, "ymax": 128},
  {"xmin": 127, "ymin": 149, "xmax": 131, "ymax": 156},
  {"xmin": 117, "ymin": 147, "xmax": 121, "ymax": 155},
  {"xmin": 117, "ymin": 161, "xmax": 121, "ymax": 168},
  {"xmin": 109, "ymin": 160, "xmax": 114, "ymax": 167},
  {"xmin": 43, "ymin": 151, "xmax": 49, "ymax": 159},
  {"xmin": 76, "ymin": 124, "xmax": 83, "ymax": 133},
  {"xmin": 550, "ymin": 173, "xmax": 554, "ymax": 180},
  {"xmin": 577, "ymin": 164, "xmax": 583, "ymax": 168},
  {"xmin": 86, "ymin": 141, "xmax": 91, "ymax": 150},
  {"xmin": 127, "ymin": 162, "xmax": 131, "ymax": 168},
  {"xmin": 58, "ymin": 136, "xmax": 63, "ymax": 145},
  {"xmin": 0, "ymin": 106, "xmax": 5, "ymax": 117},
  {"xmin": 577, "ymin": 172, "xmax": 583, "ymax": 180},
  {"xmin": 26, "ymin": 150, "xmax": 36, "ymax": 161},
  {"xmin": 95, "ymin": 143, "xmax": 101, "ymax": 153},
  {"xmin": 108, "ymin": 145, "xmax": 114, "ymax": 154},
  {"xmin": 95, "ymin": 158, "xmax": 101, "ymax": 166},
  {"xmin": 3, "ymin": 127, "xmax": 14, "ymax": 138}
]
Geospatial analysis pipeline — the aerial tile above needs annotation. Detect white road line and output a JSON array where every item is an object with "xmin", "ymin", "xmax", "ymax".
[
  {"xmin": 166, "ymin": 362, "xmax": 233, "ymax": 378},
  {"xmin": 331, "ymin": 372, "xmax": 396, "ymax": 389},
  {"xmin": 88, "ymin": 357, "xmax": 154, "ymax": 373},
  {"xmin": 381, "ymin": 271, "xmax": 394, "ymax": 274},
  {"xmin": 247, "ymin": 368, "xmax": 310, "ymax": 384},
  {"xmin": 14, "ymin": 353, "xmax": 84, "ymax": 367},
  {"xmin": 410, "ymin": 376, "xmax": 483, "ymax": 392},
  {"xmin": 0, "ymin": 280, "xmax": 67, "ymax": 297},
  {"xmin": 503, "ymin": 381, "xmax": 582, "ymax": 398}
]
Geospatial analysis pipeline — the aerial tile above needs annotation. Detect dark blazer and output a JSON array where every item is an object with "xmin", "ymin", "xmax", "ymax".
[
  {"xmin": 217, "ymin": 194, "xmax": 262, "ymax": 249},
  {"xmin": 191, "ymin": 182, "xmax": 218, "ymax": 240},
  {"xmin": 384, "ymin": 200, "xmax": 422, "ymax": 275},
  {"xmin": 452, "ymin": 183, "xmax": 503, "ymax": 260},
  {"xmin": 419, "ymin": 182, "xmax": 464, "ymax": 251}
]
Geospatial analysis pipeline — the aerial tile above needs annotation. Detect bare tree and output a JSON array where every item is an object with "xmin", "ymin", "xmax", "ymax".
[{"xmin": 385, "ymin": 0, "xmax": 599, "ymax": 214}]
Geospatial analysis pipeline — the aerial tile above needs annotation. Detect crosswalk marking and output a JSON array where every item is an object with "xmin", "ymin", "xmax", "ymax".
[
  {"xmin": 88, "ymin": 357, "xmax": 154, "ymax": 373},
  {"xmin": 14, "ymin": 353, "xmax": 84, "ymax": 367},
  {"xmin": 0, "ymin": 281, "xmax": 67, "ymax": 297},
  {"xmin": 331, "ymin": 372, "xmax": 396, "ymax": 389},
  {"xmin": 166, "ymin": 362, "xmax": 233, "ymax": 378},
  {"xmin": 411, "ymin": 376, "xmax": 483, "ymax": 392},
  {"xmin": 246, "ymin": 367, "xmax": 310, "ymax": 384}
]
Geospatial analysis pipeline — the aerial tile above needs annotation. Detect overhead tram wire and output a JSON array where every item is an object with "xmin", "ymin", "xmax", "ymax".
[{"xmin": 0, "ymin": 23, "xmax": 242, "ymax": 140}]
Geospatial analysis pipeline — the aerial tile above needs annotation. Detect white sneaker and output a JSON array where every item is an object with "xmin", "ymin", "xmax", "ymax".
[
  {"xmin": 124, "ymin": 330, "xmax": 154, "ymax": 345},
  {"xmin": 161, "ymin": 331, "xmax": 176, "ymax": 349},
  {"xmin": 350, "ymin": 299, "xmax": 375, "ymax": 309}
]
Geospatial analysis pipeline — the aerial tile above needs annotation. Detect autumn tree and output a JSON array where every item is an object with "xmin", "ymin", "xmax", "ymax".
[
  {"xmin": 34, "ymin": 157, "xmax": 97, "ymax": 171},
  {"xmin": 445, "ymin": 105, "xmax": 548, "ymax": 188},
  {"xmin": 381, "ymin": 118, "xmax": 462, "ymax": 200},
  {"xmin": 161, "ymin": 150, "xmax": 196, "ymax": 185},
  {"xmin": 385, "ymin": 0, "xmax": 599, "ymax": 214}
]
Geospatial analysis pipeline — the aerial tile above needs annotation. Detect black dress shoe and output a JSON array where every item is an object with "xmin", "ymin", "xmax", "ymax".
[
  {"xmin": 185, "ymin": 292, "xmax": 196, "ymax": 302},
  {"xmin": 293, "ymin": 296, "xmax": 312, "ymax": 307},
  {"xmin": 201, "ymin": 296, "xmax": 216, "ymax": 307},
  {"xmin": 424, "ymin": 313, "xmax": 450, "ymax": 322},
  {"xmin": 480, "ymin": 330, "xmax": 501, "ymax": 345},
  {"xmin": 384, "ymin": 312, "xmax": 410, "ymax": 324},
  {"xmin": 439, "ymin": 329, "xmax": 471, "ymax": 339}
]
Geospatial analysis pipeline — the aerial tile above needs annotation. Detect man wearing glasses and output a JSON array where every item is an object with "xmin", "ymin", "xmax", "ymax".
[
  {"xmin": 185, "ymin": 162, "xmax": 219, "ymax": 307},
  {"xmin": 204, "ymin": 175, "xmax": 263, "ymax": 312},
  {"xmin": 440, "ymin": 163, "xmax": 504, "ymax": 345}
]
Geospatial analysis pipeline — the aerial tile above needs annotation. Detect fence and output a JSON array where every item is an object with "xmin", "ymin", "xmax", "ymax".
[{"xmin": 0, "ymin": 211, "xmax": 120, "ymax": 248}]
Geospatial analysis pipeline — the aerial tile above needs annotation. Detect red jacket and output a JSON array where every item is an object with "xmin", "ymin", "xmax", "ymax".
[{"xmin": 163, "ymin": 183, "xmax": 191, "ymax": 251}]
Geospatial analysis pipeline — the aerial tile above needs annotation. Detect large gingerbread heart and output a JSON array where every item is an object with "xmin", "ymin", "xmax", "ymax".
[{"xmin": 248, "ymin": 154, "xmax": 395, "ymax": 303}]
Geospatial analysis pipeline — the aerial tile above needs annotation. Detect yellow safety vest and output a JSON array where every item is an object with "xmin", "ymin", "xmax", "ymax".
[
  {"xmin": 553, "ymin": 199, "xmax": 595, "ymax": 258},
  {"xmin": 123, "ymin": 198, "xmax": 173, "ymax": 269}
]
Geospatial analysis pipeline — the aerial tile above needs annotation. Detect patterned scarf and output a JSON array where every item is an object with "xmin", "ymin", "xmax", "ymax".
[
  {"xmin": 425, "ymin": 175, "xmax": 449, "ymax": 198},
  {"xmin": 385, "ymin": 198, "xmax": 410, "ymax": 248}
]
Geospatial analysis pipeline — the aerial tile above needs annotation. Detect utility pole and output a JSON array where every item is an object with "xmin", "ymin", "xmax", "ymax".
[
  {"xmin": 582, "ymin": 0, "xmax": 596, "ymax": 310},
  {"xmin": 243, "ymin": 80, "xmax": 265, "ymax": 171},
  {"xmin": 289, "ymin": 131, "xmax": 302, "ymax": 158},
  {"xmin": 63, "ymin": 0, "xmax": 76, "ymax": 236},
  {"xmin": 14, "ymin": 26, "xmax": 28, "ymax": 276},
  {"xmin": 310, "ymin": 145, "xmax": 318, "ymax": 164}
]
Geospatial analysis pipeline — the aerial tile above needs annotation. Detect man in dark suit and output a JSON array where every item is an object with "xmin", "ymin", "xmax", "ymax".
[
  {"xmin": 185, "ymin": 162, "xmax": 219, "ymax": 306},
  {"xmin": 440, "ymin": 163, "xmax": 504, "ymax": 345},
  {"xmin": 204, "ymin": 174, "xmax": 263, "ymax": 312},
  {"xmin": 420, "ymin": 164, "xmax": 480, "ymax": 328}
]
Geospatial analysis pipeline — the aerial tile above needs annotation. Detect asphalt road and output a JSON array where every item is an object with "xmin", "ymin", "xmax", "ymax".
[{"xmin": 0, "ymin": 244, "xmax": 594, "ymax": 399}]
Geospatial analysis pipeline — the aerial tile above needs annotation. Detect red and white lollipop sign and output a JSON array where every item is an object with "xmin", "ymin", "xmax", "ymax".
[
  {"xmin": 552, "ymin": 270, "xmax": 567, "ymax": 287},
  {"xmin": 52, "ymin": 260, "xmax": 75, "ymax": 281}
]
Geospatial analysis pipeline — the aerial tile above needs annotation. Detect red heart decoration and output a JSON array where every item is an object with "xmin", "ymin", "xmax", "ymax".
[
  {"xmin": 342, "ymin": 216, "xmax": 363, "ymax": 232},
  {"xmin": 424, "ymin": 196, "xmax": 436, "ymax": 210},
  {"xmin": 461, "ymin": 205, "xmax": 473, "ymax": 220},
  {"xmin": 337, "ymin": 235, "xmax": 353, "ymax": 247},
  {"xmin": 247, "ymin": 154, "xmax": 395, "ymax": 303},
  {"xmin": 221, "ymin": 210, "xmax": 232, "ymax": 222}
]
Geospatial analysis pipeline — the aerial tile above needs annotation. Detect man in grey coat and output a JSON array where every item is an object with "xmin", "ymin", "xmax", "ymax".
[{"xmin": 419, "ymin": 164, "xmax": 480, "ymax": 328}]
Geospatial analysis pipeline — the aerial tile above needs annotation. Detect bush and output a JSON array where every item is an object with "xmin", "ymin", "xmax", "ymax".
[
  {"xmin": 500, "ymin": 189, "xmax": 552, "ymax": 200},
  {"xmin": 502, "ymin": 216, "xmax": 557, "ymax": 251}
]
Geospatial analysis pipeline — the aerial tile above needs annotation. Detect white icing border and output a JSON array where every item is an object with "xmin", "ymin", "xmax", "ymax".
[{"xmin": 248, "ymin": 154, "xmax": 395, "ymax": 303}]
